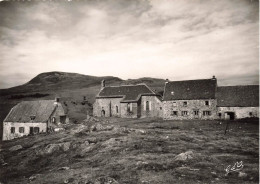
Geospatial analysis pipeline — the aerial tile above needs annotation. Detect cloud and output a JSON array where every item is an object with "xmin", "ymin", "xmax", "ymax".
[{"xmin": 0, "ymin": 0, "xmax": 258, "ymax": 88}]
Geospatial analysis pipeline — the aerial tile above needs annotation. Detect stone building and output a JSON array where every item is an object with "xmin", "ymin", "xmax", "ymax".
[
  {"xmin": 216, "ymin": 85, "xmax": 259, "ymax": 120},
  {"xmin": 163, "ymin": 77, "xmax": 218, "ymax": 120},
  {"xmin": 93, "ymin": 81, "xmax": 163, "ymax": 118},
  {"xmin": 2, "ymin": 98, "xmax": 69, "ymax": 141}
]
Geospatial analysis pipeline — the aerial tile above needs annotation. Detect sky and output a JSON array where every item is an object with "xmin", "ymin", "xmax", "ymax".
[{"xmin": 0, "ymin": 0, "xmax": 259, "ymax": 88}]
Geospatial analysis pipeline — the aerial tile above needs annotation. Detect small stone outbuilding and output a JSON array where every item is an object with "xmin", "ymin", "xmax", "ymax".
[
  {"xmin": 2, "ymin": 98, "xmax": 69, "ymax": 141},
  {"xmin": 93, "ymin": 81, "xmax": 163, "ymax": 118},
  {"xmin": 216, "ymin": 85, "xmax": 259, "ymax": 120}
]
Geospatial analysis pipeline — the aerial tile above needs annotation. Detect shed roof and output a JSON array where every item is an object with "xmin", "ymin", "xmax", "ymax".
[
  {"xmin": 217, "ymin": 85, "xmax": 259, "ymax": 107},
  {"xmin": 163, "ymin": 79, "xmax": 217, "ymax": 101},
  {"xmin": 96, "ymin": 84, "xmax": 157, "ymax": 102},
  {"xmin": 4, "ymin": 100, "xmax": 59, "ymax": 122}
]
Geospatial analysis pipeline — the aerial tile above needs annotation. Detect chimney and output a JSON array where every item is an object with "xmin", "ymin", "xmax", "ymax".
[
  {"xmin": 101, "ymin": 80, "xmax": 106, "ymax": 89},
  {"xmin": 54, "ymin": 97, "xmax": 60, "ymax": 106},
  {"xmin": 212, "ymin": 75, "xmax": 216, "ymax": 80},
  {"xmin": 55, "ymin": 97, "xmax": 60, "ymax": 102},
  {"xmin": 165, "ymin": 79, "xmax": 169, "ymax": 84}
]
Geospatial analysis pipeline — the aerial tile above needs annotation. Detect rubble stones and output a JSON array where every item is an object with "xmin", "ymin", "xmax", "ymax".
[
  {"xmin": 174, "ymin": 151, "xmax": 194, "ymax": 161},
  {"xmin": 9, "ymin": 145, "xmax": 23, "ymax": 151}
]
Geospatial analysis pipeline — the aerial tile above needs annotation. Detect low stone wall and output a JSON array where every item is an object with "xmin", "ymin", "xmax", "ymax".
[
  {"xmin": 2, "ymin": 122, "xmax": 47, "ymax": 141},
  {"xmin": 217, "ymin": 107, "xmax": 259, "ymax": 119}
]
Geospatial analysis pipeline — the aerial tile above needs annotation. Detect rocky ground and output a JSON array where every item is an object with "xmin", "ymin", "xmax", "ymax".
[{"xmin": 0, "ymin": 118, "xmax": 259, "ymax": 184}]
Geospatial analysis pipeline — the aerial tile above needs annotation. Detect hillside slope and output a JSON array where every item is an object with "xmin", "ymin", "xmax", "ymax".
[
  {"xmin": 0, "ymin": 72, "xmax": 123, "ymax": 95},
  {"xmin": 0, "ymin": 119, "xmax": 258, "ymax": 184},
  {"xmin": 0, "ymin": 72, "xmax": 166, "ymax": 138}
]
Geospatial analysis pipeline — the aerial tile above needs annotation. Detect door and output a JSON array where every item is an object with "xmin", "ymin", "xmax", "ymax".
[
  {"xmin": 109, "ymin": 101, "xmax": 112, "ymax": 117},
  {"xmin": 137, "ymin": 100, "xmax": 141, "ymax": 118},
  {"xmin": 225, "ymin": 112, "xmax": 235, "ymax": 120},
  {"xmin": 101, "ymin": 110, "xmax": 105, "ymax": 117}
]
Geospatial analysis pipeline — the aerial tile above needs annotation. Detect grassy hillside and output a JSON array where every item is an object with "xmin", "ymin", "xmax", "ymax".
[
  {"xmin": 0, "ymin": 119, "xmax": 258, "ymax": 183},
  {"xmin": 0, "ymin": 72, "xmax": 123, "ymax": 96},
  {"xmin": 0, "ymin": 72, "xmax": 166, "ymax": 138}
]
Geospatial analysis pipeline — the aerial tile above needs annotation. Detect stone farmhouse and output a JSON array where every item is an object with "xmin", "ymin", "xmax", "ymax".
[
  {"xmin": 216, "ymin": 85, "xmax": 259, "ymax": 120},
  {"xmin": 93, "ymin": 81, "xmax": 163, "ymax": 118},
  {"xmin": 162, "ymin": 76, "xmax": 218, "ymax": 120},
  {"xmin": 2, "ymin": 98, "xmax": 69, "ymax": 140},
  {"xmin": 93, "ymin": 77, "xmax": 259, "ymax": 120}
]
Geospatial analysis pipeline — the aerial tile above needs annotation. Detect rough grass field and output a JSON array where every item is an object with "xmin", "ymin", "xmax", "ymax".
[{"xmin": 0, "ymin": 118, "xmax": 259, "ymax": 184}]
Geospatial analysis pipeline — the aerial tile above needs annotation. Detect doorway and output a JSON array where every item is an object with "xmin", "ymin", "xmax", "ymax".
[
  {"xmin": 101, "ymin": 110, "xmax": 105, "ymax": 117},
  {"xmin": 137, "ymin": 100, "xmax": 141, "ymax": 118},
  {"xmin": 29, "ymin": 127, "xmax": 34, "ymax": 135},
  {"xmin": 225, "ymin": 112, "xmax": 235, "ymax": 120}
]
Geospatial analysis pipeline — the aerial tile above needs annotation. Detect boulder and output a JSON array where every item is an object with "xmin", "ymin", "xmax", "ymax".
[
  {"xmin": 61, "ymin": 142, "xmax": 71, "ymax": 152},
  {"xmin": 38, "ymin": 142, "xmax": 71, "ymax": 155},
  {"xmin": 238, "ymin": 172, "xmax": 247, "ymax": 178},
  {"xmin": 94, "ymin": 177, "xmax": 119, "ymax": 184},
  {"xmin": 54, "ymin": 128, "xmax": 65, "ymax": 132},
  {"xmin": 80, "ymin": 144, "xmax": 96, "ymax": 155},
  {"xmin": 174, "ymin": 151, "xmax": 194, "ymax": 161},
  {"xmin": 135, "ymin": 129, "xmax": 146, "ymax": 134},
  {"xmin": 70, "ymin": 125, "xmax": 87, "ymax": 134},
  {"xmin": 64, "ymin": 178, "xmax": 74, "ymax": 183},
  {"xmin": 9, "ymin": 145, "xmax": 23, "ymax": 151},
  {"xmin": 29, "ymin": 174, "xmax": 41, "ymax": 181},
  {"xmin": 44, "ymin": 144, "xmax": 60, "ymax": 154}
]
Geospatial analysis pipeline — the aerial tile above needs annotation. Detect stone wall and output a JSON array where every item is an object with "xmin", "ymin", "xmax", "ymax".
[
  {"xmin": 141, "ymin": 96, "xmax": 163, "ymax": 118},
  {"xmin": 217, "ymin": 107, "xmax": 259, "ymax": 120},
  {"xmin": 2, "ymin": 122, "xmax": 47, "ymax": 141},
  {"xmin": 163, "ymin": 99, "xmax": 217, "ymax": 120},
  {"xmin": 93, "ymin": 98, "xmax": 122, "ymax": 117}
]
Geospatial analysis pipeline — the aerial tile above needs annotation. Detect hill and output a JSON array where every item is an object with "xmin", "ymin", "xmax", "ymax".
[
  {"xmin": 0, "ymin": 72, "xmax": 166, "ymax": 138},
  {"xmin": 0, "ymin": 71, "xmax": 123, "ymax": 96}
]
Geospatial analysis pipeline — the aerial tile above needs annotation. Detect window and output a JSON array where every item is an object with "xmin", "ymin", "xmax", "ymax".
[
  {"xmin": 249, "ymin": 112, "xmax": 253, "ymax": 117},
  {"xmin": 194, "ymin": 110, "xmax": 199, "ymax": 116},
  {"xmin": 116, "ymin": 106, "xmax": 119, "ymax": 113},
  {"xmin": 30, "ymin": 115, "xmax": 36, "ymax": 120},
  {"xmin": 19, "ymin": 127, "xmax": 24, "ymax": 133},
  {"xmin": 183, "ymin": 101, "xmax": 187, "ymax": 107},
  {"xmin": 160, "ymin": 107, "xmax": 162, "ymax": 110},
  {"xmin": 52, "ymin": 117, "xmax": 56, "ymax": 123},
  {"xmin": 11, "ymin": 127, "xmax": 15, "ymax": 134},
  {"xmin": 171, "ymin": 111, "xmax": 178, "ymax": 116},
  {"xmin": 181, "ymin": 111, "xmax": 188, "ymax": 116},
  {"xmin": 171, "ymin": 91, "xmax": 174, "ymax": 95},
  {"xmin": 218, "ymin": 113, "xmax": 222, "ymax": 117},
  {"xmin": 205, "ymin": 101, "xmax": 209, "ymax": 106},
  {"xmin": 146, "ymin": 101, "xmax": 150, "ymax": 111},
  {"xmin": 34, "ymin": 127, "xmax": 40, "ymax": 134},
  {"xmin": 127, "ymin": 103, "xmax": 132, "ymax": 112},
  {"xmin": 172, "ymin": 102, "xmax": 177, "ymax": 107},
  {"xmin": 203, "ymin": 111, "xmax": 211, "ymax": 116}
]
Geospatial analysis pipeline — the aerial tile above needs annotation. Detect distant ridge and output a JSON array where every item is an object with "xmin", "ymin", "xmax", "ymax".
[
  {"xmin": 0, "ymin": 72, "xmax": 166, "ymax": 96},
  {"xmin": 0, "ymin": 71, "xmax": 122, "ymax": 95}
]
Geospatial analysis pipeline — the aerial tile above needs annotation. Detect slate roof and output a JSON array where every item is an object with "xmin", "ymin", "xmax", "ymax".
[
  {"xmin": 217, "ymin": 85, "xmax": 259, "ymax": 107},
  {"xmin": 4, "ymin": 100, "xmax": 59, "ymax": 122},
  {"xmin": 96, "ymin": 84, "xmax": 157, "ymax": 102},
  {"xmin": 163, "ymin": 79, "xmax": 217, "ymax": 101}
]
